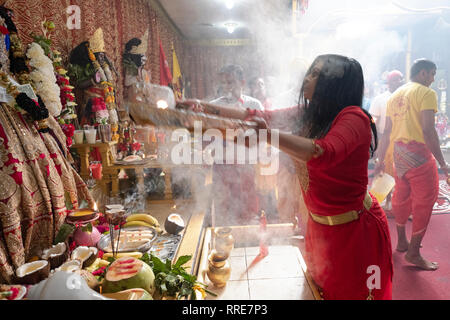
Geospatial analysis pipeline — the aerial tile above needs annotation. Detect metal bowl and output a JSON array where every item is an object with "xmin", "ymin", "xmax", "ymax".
[{"xmin": 97, "ymin": 226, "xmax": 157, "ymax": 253}]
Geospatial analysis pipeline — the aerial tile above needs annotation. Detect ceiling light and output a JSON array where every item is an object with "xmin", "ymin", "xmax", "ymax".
[
  {"xmin": 224, "ymin": 22, "xmax": 238, "ymax": 34},
  {"xmin": 225, "ymin": 0, "xmax": 234, "ymax": 10}
]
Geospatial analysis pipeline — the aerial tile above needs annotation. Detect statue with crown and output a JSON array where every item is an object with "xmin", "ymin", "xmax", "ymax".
[
  {"xmin": 68, "ymin": 28, "xmax": 120, "ymax": 141},
  {"xmin": 123, "ymin": 30, "xmax": 151, "ymax": 106},
  {"xmin": 0, "ymin": 6, "xmax": 94, "ymax": 283}
]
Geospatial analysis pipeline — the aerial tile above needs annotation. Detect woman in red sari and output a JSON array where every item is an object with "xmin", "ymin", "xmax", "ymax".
[
  {"xmin": 183, "ymin": 54, "xmax": 393, "ymax": 299},
  {"xmin": 256, "ymin": 54, "xmax": 393, "ymax": 299}
]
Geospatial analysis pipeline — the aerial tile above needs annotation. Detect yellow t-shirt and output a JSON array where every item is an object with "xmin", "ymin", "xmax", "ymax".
[{"xmin": 386, "ymin": 82, "xmax": 438, "ymax": 144}]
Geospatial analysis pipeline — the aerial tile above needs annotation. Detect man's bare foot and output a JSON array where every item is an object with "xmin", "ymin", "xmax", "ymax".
[
  {"xmin": 405, "ymin": 253, "xmax": 439, "ymax": 270},
  {"xmin": 396, "ymin": 241, "xmax": 409, "ymax": 252},
  {"xmin": 396, "ymin": 242, "xmax": 422, "ymax": 252}
]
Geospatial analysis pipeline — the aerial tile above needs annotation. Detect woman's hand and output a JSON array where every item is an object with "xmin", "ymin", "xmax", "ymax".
[
  {"xmin": 177, "ymin": 99, "xmax": 204, "ymax": 112},
  {"xmin": 247, "ymin": 115, "xmax": 269, "ymax": 131}
]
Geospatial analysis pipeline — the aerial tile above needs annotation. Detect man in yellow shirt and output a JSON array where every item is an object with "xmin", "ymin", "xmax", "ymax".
[{"xmin": 375, "ymin": 58, "xmax": 449, "ymax": 271}]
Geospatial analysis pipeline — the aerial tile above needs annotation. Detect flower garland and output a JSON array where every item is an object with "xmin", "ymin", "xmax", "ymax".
[
  {"xmin": 31, "ymin": 20, "xmax": 78, "ymax": 146},
  {"xmin": 0, "ymin": 69, "xmax": 49, "ymax": 130},
  {"xmin": 0, "ymin": 9, "xmax": 50, "ymax": 132},
  {"xmin": 26, "ymin": 42, "xmax": 62, "ymax": 118},
  {"xmin": 86, "ymin": 45, "xmax": 118, "ymax": 123},
  {"xmin": 86, "ymin": 44, "xmax": 119, "ymax": 141},
  {"xmin": 60, "ymin": 123, "xmax": 75, "ymax": 148},
  {"xmin": 53, "ymin": 49, "xmax": 77, "ymax": 121}
]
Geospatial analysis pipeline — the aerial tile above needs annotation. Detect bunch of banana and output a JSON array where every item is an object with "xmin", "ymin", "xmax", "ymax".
[
  {"xmin": 124, "ymin": 213, "xmax": 163, "ymax": 234},
  {"xmin": 102, "ymin": 251, "xmax": 143, "ymax": 260}
]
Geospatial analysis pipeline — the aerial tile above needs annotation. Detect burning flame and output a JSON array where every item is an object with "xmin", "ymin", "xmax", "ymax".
[
  {"xmin": 157, "ymin": 100, "xmax": 169, "ymax": 109},
  {"xmin": 93, "ymin": 202, "xmax": 98, "ymax": 212}
]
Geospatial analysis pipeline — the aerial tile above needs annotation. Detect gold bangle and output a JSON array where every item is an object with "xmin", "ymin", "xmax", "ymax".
[{"xmin": 311, "ymin": 140, "xmax": 323, "ymax": 159}]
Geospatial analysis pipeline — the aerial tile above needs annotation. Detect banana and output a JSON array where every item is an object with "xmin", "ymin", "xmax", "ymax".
[
  {"xmin": 123, "ymin": 220, "xmax": 159, "ymax": 228},
  {"xmin": 98, "ymin": 259, "xmax": 111, "ymax": 267},
  {"xmin": 103, "ymin": 252, "xmax": 143, "ymax": 260},
  {"xmin": 123, "ymin": 221, "xmax": 155, "ymax": 229},
  {"xmin": 126, "ymin": 213, "xmax": 160, "ymax": 227},
  {"xmin": 85, "ymin": 258, "xmax": 102, "ymax": 272}
]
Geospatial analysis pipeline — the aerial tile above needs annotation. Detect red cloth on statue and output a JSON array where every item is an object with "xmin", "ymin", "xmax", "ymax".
[{"xmin": 300, "ymin": 106, "xmax": 393, "ymax": 300}]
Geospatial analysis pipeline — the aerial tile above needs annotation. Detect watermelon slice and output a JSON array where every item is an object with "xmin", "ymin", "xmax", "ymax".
[
  {"xmin": 102, "ymin": 288, "xmax": 153, "ymax": 300},
  {"xmin": 102, "ymin": 257, "xmax": 155, "ymax": 295}
]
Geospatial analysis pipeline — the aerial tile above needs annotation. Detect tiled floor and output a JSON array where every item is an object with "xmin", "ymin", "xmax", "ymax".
[{"xmin": 204, "ymin": 245, "xmax": 315, "ymax": 300}]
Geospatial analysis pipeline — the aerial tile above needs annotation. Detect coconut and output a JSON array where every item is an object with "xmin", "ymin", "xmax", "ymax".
[
  {"xmin": 71, "ymin": 246, "xmax": 98, "ymax": 268},
  {"xmin": 41, "ymin": 242, "xmax": 69, "ymax": 269},
  {"xmin": 76, "ymin": 270, "xmax": 100, "ymax": 291},
  {"xmin": 164, "ymin": 213, "xmax": 185, "ymax": 235},
  {"xmin": 102, "ymin": 257, "xmax": 155, "ymax": 295},
  {"xmin": 57, "ymin": 260, "xmax": 82, "ymax": 273},
  {"xmin": 15, "ymin": 260, "xmax": 50, "ymax": 285},
  {"xmin": 102, "ymin": 288, "xmax": 153, "ymax": 300}
]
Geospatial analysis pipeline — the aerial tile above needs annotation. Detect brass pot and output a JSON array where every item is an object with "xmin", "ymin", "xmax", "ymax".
[
  {"xmin": 206, "ymin": 250, "xmax": 231, "ymax": 288},
  {"xmin": 214, "ymin": 227, "xmax": 234, "ymax": 256}
]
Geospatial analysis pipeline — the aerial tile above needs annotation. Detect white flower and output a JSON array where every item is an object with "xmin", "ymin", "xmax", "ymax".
[{"xmin": 26, "ymin": 42, "xmax": 63, "ymax": 117}]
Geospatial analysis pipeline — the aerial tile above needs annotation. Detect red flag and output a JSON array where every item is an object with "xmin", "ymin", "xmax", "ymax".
[
  {"xmin": 159, "ymin": 38, "xmax": 172, "ymax": 86},
  {"xmin": 259, "ymin": 211, "xmax": 269, "ymax": 257}
]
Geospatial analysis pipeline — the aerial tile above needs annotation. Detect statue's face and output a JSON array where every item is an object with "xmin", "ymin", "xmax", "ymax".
[
  {"xmin": 97, "ymin": 52, "xmax": 105, "ymax": 63},
  {"xmin": 140, "ymin": 55, "xmax": 147, "ymax": 66}
]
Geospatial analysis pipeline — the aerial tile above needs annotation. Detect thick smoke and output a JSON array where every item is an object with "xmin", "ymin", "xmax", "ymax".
[{"xmin": 119, "ymin": 1, "xmax": 448, "ymax": 235}]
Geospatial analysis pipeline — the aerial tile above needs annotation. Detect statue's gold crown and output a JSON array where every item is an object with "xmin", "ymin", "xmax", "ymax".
[
  {"xmin": 130, "ymin": 29, "xmax": 148, "ymax": 55},
  {"xmin": 89, "ymin": 28, "xmax": 105, "ymax": 53}
]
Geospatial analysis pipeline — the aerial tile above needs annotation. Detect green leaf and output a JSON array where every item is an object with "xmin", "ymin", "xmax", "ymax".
[
  {"xmin": 151, "ymin": 254, "xmax": 169, "ymax": 274},
  {"xmin": 81, "ymin": 222, "xmax": 92, "ymax": 233},
  {"xmin": 160, "ymin": 282, "xmax": 167, "ymax": 294},
  {"xmin": 54, "ymin": 223, "xmax": 76, "ymax": 245},
  {"xmin": 180, "ymin": 272, "xmax": 197, "ymax": 283},
  {"xmin": 173, "ymin": 255, "xmax": 191, "ymax": 269},
  {"xmin": 165, "ymin": 258, "xmax": 172, "ymax": 271},
  {"xmin": 139, "ymin": 253, "xmax": 153, "ymax": 267}
]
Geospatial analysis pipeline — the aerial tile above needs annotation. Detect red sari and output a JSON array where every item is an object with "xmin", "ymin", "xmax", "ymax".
[{"xmin": 299, "ymin": 106, "xmax": 393, "ymax": 300}]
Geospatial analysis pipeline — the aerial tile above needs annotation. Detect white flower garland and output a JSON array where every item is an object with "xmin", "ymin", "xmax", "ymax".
[{"xmin": 26, "ymin": 42, "xmax": 62, "ymax": 117}]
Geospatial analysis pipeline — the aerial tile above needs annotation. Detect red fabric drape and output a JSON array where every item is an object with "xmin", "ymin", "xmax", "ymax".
[{"xmin": 159, "ymin": 37, "xmax": 172, "ymax": 86}]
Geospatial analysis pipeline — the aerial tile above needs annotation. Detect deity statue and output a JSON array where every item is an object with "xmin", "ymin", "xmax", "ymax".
[
  {"xmin": 68, "ymin": 28, "xmax": 119, "ymax": 141},
  {"xmin": 0, "ymin": 6, "xmax": 93, "ymax": 283}
]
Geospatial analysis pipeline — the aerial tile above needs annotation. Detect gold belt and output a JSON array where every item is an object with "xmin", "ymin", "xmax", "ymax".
[{"xmin": 309, "ymin": 191, "xmax": 373, "ymax": 226}]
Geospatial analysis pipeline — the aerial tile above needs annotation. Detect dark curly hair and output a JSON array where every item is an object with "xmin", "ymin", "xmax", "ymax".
[
  {"xmin": 0, "ymin": 6, "xmax": 28, "ymax": 75},
  {"xmin": 69, "ymin": 41, "xmax": 91, "ymax": 66},
  {"xmin": 299, "ymin": 54, "xmax": 378, "ymax": 157},
  {"xmin": 124, "ymin": 38, "xmax": 144, "ymax": 68},
  {"xmin": 0, "ymin": 6, "xmax": 16, "ymax": 32}
]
